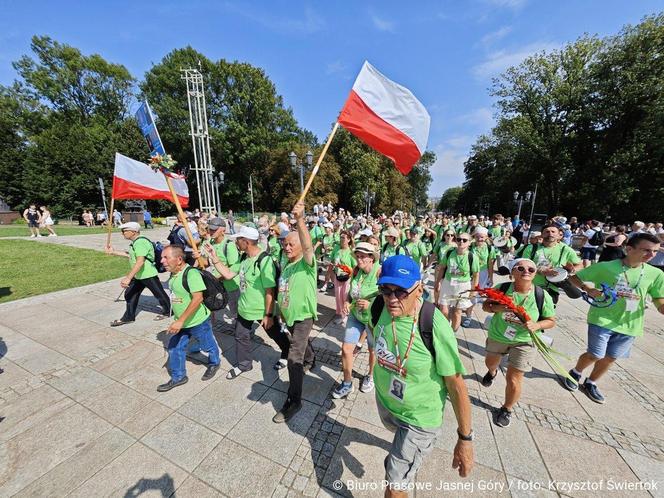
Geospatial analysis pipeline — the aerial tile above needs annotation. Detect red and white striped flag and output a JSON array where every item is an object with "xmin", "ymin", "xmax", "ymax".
[
  {"xmin": 338, "ymin": 61, "xmax": 430, "ymax": 175},
  {"xmin": 112, "ymin": 153, "xmax": 189, "ymax": 207}
]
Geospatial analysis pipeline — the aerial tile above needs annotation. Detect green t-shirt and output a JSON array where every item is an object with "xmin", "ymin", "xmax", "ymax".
[
  {"xmin": 331, "ymin": 247, "xmax": 356, "ymax": 277},
  {"xmin": 441, "ymin": 250, "xmax": 480, "ymax": 283},
  {"xmin": 372, "ymin": 301, "xmax": 466, "ymax": 428},
  {"xmin": 381, "ymin": 243, "xmax": 406, "ymax": 261},
  {"xmin": 267, "ymin": 236, "xmax": 280, "ymax": 256},
  {"xmin": 350, "ymin": 262, "xmax": 380, "ymax": 324},
  {"xmin": 237, "ymin": 253, "xmax": 277, "ymax": 321},
  {"xmin": 519, "ymin": 243, "xmax": 581, "ymax": 292},
  {"xmin": 488, "ymin": 283, "xmax": 555, "ymax": 344},
  {"xmin": 321, "ymin": 233, "xmax": 336, "ymax": 258},
  {"xmin": 577, "ymin": 260, "xmax": 664, "ymax": 337},
  {"xmin": 310, "ymin": 226, "xmax": 324, "ymax": 255},
  {"xmin": 471, "ymin": 243, "xmax": 497, "ymax": 271},
  {"xmin": 211, "ymin": 238, "xmax": 240, "ymax": 292},
  {"xmin": 169, "ymin": 266, "xmax": 211, "ymax": 328},
  {"xmin": 404, "ymin": 240, "xmax": 428, "ymax": 266},
  {"xmin": 278, "ymin": 257, "xmax": 318, "ymax": 326},
  {"xmin": 489, "ymin": 226, "xmax": 505, "ymax": 239},
  {"xmin": 129, "ymin": 237, "xmax": 157, "ymax": 280},
  {"xmin": 435, "ymin": 242, "xmax": 455, "ymax": 262}
]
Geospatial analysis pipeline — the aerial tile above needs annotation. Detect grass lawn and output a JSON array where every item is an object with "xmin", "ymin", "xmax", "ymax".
[
  {"xmin": 0, "ymin": 225, "xmax": 114, "ymax": 237},
  {"xmin": 0, "ymin": 240, "xmax": 128, "ymax": 303}
]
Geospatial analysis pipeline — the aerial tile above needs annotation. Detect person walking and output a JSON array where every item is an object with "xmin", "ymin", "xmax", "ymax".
[
  {"xmin": 157, "ymin": 245, "xmax": 221, "ymax": 391},
  {"xmin": 106, "ymin": 222, "xmax": 171, "ymax": 326},
  {"xmin": 39, "ymin": 206, "xmax": 57, "ymax": 236},
  {"xmin": 23, "ymin": 204, "xmax": 42, "ymax": 238},
  {"xmin": 330, "ymin": 231, "xmax": 356, "ymax": 325}
]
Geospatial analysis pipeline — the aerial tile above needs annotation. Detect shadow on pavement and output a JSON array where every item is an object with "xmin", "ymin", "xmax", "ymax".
[{"xmin": 124, "ymin": 473, "xmax": 174, "ymax": 497}]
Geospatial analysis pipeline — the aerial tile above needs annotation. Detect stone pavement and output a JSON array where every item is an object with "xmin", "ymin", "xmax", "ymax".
[{"xmin": 1, "ymin": 246, "xmax": 664, "ymax": 496}]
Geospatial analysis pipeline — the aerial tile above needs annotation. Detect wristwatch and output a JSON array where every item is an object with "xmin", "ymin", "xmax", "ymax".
[{"xmin": 457, "ymin": 429, "xmax": 474, "ymax": 441}]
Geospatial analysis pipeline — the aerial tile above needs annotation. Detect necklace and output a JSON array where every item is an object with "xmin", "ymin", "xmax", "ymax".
[{"xmin": 377, "ymin": 301, "xmax": 421, "ymax": 377}]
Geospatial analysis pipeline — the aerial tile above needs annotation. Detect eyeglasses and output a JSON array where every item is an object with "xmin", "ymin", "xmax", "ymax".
[
  {"xmin": 456, "ymin": 237, "xmax": 470, "ymax": 243},
  {"xmin": 444, "ymin": 233, "xmax": 454, "ymax": 237},
  {"xmin": 355, "ymin": 252, "xmax": 373, "ymax": 260},
  {"xmin": 515, "ymin": 266, "xmax": 537, "ymax": 274},
  {"xmin": 379, "ymin": 285, "xmax": 416, "ymax": 300}
]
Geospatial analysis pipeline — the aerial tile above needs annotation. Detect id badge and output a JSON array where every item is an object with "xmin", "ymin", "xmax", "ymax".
[
  {"xmin": 625, "ymin": 298, "xmax": 639, "ymax": 312},
  {"xmin": 450, "ymin": 278, "xmax": 459, "ymax": 286},
  {"xmin": 388, "ymin": 376, "xmax": 406, "ymax": 403},
  {"xmin": 351, "ymin": 283, "xmax": 361, "ymax": 300},
  {"xmin": 504, "ymin": 327, "xmax": 517, "ymax": 341},
  {"xmin": 239, "ymin": 269, "xmax": 247, "ymax": 293}
]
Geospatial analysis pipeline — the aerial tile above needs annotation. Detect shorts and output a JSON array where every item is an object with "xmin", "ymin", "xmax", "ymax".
[
  {"xmin": 28, "ymin": 220, "xmax": 39, "ymax": 228},
  {"xmin": 343, "ymin": 313, "xmax": 374, "ymax": 349},
  {"xmin": 438, "ymin": 278, "xmax": 473, "ymax": 309},
  {"xmin": 587, "ymin": 324, "xmax": 635, "ymax": 359},
  {"xmin": 473, "ymin": 269, "xmax": 491, "ymax": 304},
  {"xmin": 376, "ymin": 398, "xmax": 441, "ymax": 487},
  {"xmin": 581, "ymin": 247, "xmax": 598, "ymax": 261},
  {"xmin": 485, "ymin": 338, "xmax": 535, "ymax": 372}
]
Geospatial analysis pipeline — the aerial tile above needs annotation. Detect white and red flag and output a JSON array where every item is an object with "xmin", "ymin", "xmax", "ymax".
[
  {"xmin": 338, "ymin": 61, "xmax": 430, "ymax": 175},
  {"xmin": 112, "ymin": 153, "xmax": 189, "ymax": 207}
]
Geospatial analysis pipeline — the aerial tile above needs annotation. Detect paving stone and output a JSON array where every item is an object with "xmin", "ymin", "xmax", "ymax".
[
  {"xmin": 80, "ymin": 380, "xmax": 153, "ymax": 425},
  {"xmin": 47, "ymin": 366, "xmax": 114, "ymax": 401},
  {"xmin": 90, "ymin": 340, "xmax": 166, "ymax": 380},
  {"xmin": 174, "ymin": 476, "xmax": 226, "ymax": 497},
  {"xmin": 13, "ymin": 428, "xmax": 135, "ymax": 498},
  {"xmin": 68, "ymin": 442, "xmax": 187, "ymax": 497},
  {"xmin": 116, "ymin": 400, "xmax": 173, "ymax": 439},
  {"xmin": 194, "ymin": 438, "xmax": 286, "ymax": 498},
  {"xmin": 272, "ymin": 362, "xmax": 338, "ymax": 406},
  {"xmin": 141, "ymin": 412, "xmax": 222, "ymax": 472}
]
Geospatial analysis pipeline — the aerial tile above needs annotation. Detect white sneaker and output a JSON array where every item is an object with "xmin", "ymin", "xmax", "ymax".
[
  {"xmin": 49, "ymin": 233, "xmax": 57, "ymax": 237},
  {"xmin": 360, "ymin": 375, "xmax": 374, "ymax": 393},
  {"xmin": 36, "ymin": 234, "xmax": 42, "ymax": 237},
  {"xmin": 29, "ymin": 234, "xmax": 36, "ymax": 238},
  {"xmin": 332, "ymin": 382, "xmax": 354, "ymax": 399}
]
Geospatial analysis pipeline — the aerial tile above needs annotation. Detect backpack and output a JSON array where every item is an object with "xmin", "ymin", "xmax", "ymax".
[
  {"xmin": 182, "ymin": 267, "xmax": 228, "ymax": 311},
  {"xmin": 442, "ymin": 248, "xmax": 474, "ymax": 279},
  {"xmin": 166, "ymin": 225, "xmax": 180, "ymax": 245},
  {"xmin": 498, "ymin": 282, "xmax": 545, "ymax": 320},
  {"xmin": 589, "ymin": 228, "xmax": 605, "ymax": 246},
  {"xmin": 239, "ymin": 251, "xmax": 281, "ymax": 293},
  {"xmin": 370, "ymin": 296, "xmax": 438, "ymax": 359},
  {"xmin": 132, "ymin": 236, "xmax": 166, "ymax": 273}
]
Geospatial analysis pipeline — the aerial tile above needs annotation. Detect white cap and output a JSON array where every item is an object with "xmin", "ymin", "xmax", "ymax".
[
  {"xmin": 323, "ymin": 222, "xmax": 333, "ymax": 229},
  {"xmin": 473, "ymin": 227, "xmax": 488, "ymax": 236},
  {"xmin": 229, "ymin": 225, "xmax": 260, "ymax": 241},
  {"xmin": 119, "ymin": 222, "xmax": 141, "ymax": 232},
  {"xmin": 359, "ymin": 228, "xmax": 372, "ymax": 236}
]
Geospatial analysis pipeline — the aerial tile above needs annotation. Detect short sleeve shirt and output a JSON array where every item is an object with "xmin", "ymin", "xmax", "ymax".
[
  {"xmin": 129, "ymin": 237, "xmax": 157, "ymax": 280},
  {"xmin": 471, "ymin": 244, "xmax": 497, "ymax": 271},
  {"xmin": 577, "ymin": 260, "xmax": 664, "ymax": 336},
  {"xmin": 350, "ymin": 262, "xmax": 380, "ymax": 325},
  {"xmin": 169, "ymin": 266, "xmax": 211, "ymax": 328},
  {"xmin": 520, "ymin": 243, "xmax": 581, "ymax": 291},
  {"xmin": 442, "ymin": 250, "xmax": 480, "ymax": 283},
  {"xmin": 488, "ymin": 284, "xmax": 555, "ymax": 344},
  {"xmin": 212, "ymin": 238, "xmax": 240, "ymax": 291},
  {"xmin": 278, "ymin": 257, "xmax": 318, "ymax": 326},
  {"xmin": 237, "ymin": 253, "xmax": 277, "ymax": 321}
]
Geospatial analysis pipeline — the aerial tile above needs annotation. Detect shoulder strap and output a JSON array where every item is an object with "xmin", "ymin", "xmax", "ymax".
[
  {"xmin": 182, "ymin": 266, "xmax": 192, "ymax": 294},
  {"xmin": 370, "ymin": 295, "xmax": 385, "ymax": 328},
  {"xmin": 418, "ymin": 301, "xmax": 436, "ymax": 359},
  {"xmin": 534, "ymin": 285, "xmax": 544, "ymax": 320},
  {"xmin": 499, "ymin": 282, "xmax": 511, "ymax": 293},
  {"xmin": 131, "ymin": 236, "xmax": 154, "ymax": 263}
]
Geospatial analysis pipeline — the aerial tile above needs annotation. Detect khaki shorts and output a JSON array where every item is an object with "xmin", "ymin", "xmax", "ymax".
[
  {"xmin": 438, "ymin": 278, "xmax": 473, "ymax": 309},
  {"xmin": 485, "ymin": 338, "xmax": 535, "ymax": 372}
]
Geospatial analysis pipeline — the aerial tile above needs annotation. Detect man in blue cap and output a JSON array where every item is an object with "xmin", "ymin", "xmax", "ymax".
[{"xmin": 369, "ymin": 255, "xmax": 474, "ymax": 495}]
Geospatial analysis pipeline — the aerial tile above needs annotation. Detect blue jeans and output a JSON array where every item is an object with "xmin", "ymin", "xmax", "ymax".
[
  {"xmin": 343, "ymin": 313, "xmax": 374, "ymax": 349},
  {"xmin": 167, "ymin": 318, "xmax": 220, "ymax": 381},
  {"xmin": 587, "ymin": 323, "xmax": 635, "ymax": 359}
]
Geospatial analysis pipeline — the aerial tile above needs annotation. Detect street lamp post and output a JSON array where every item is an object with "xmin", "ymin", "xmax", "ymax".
[
  {"xmin": 289, "ymin": 150, "xmax": 313, "ymax": 193},
  {"xmin": 213, "ymin": 171, "xmax": 224, "ymax": 215},
  {"xmin": 513, "ymin": 190, "xmax": 533, "ymax": 220}
]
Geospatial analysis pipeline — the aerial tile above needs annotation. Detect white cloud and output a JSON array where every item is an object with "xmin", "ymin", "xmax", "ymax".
[
  {"xmin": 224, "ymin": 3, "xmax": 324, "ymax": 35},
  {"xmin": 472, "ymin": 41, "xmax": 558, "ymax": 79},
  {"xmin": 429, "ymin": 147, "xmax": 468, "ymax": 196},
  {"xmin": 485, "ymin": 0, "xmax": 528, "ymax": 9},
  {"xmin": 369, "ymin": 11, "xmax": 396, "ymax": 32},
  {"xmin": 325, "ymin": 60, "xmax": 346, "ymax": 75},
  {"xmin": 480, "ymin": 26, "xmax": 512, "ymax": 47},
  {"xmin": 457, "ymin": 107, "xmax": 495, "ymax": 132}
]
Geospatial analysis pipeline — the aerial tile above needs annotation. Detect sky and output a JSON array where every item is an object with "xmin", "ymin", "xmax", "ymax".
[{"xmin": 2, "ymin": 0, "xmax": 663, "ymax": 197}]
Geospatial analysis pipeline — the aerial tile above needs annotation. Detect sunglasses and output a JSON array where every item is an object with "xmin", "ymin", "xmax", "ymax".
[
  {"xmin": 456, "ymin": 237, "xmax": 470, "ymax": 243},
  {"xmin": 515, "ymin": 266, "xmax": 537, "ymax": 274},
  {"xmin": 444, "ymin": 233, "xmax": 454, "ymax": 237},
  {"xmin": 379, "ymin": 285, "xmax": 416, "ymax": 300}
]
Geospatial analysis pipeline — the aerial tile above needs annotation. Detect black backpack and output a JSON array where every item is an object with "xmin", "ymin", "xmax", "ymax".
[
  {"xmin": 166, "ymin": 225, "xmax": 180, "ymax": 245},
  {"xmin": 589, "ymin": 228, "xmax": 605, "ymax": 246},
  {"xmin": 370, "ymin": 296, "xmax": 438, "ymax": 359},
  {"xmin": 181, "ymin": 267, "xmax": 228, "ymax": 311},
  {"xmin": 498, "ymin": 282, "xmax": 545, "ymax": 320},
  {"xmin": 442, "ymin": 248, "xmax": 474, "ymax": 279},
  {"xmin": 239, "ymin": 251, "xmax": 281, "ymax": 294},
  {"xmin": 132, "ymin": 236, "xmax": 166, "ymax": 273}
]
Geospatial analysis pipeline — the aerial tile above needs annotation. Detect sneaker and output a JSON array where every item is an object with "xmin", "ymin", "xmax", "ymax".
[
  {"xmin": 157, "ymin": 376, "xmax": 189, "ymax": 392},
  {"xmin": 563, "ymin": 369, "xmax": 581, "ymax": 391},
  {"xmin": 327, "ymin": 282, "xmax": 334, "ymax": 290},
  {"xmin": 353, "ymin": 342, "xmax": 364, "ymax": 356},
  {"xmin": 481, "ymin": 370, "xmax": 497, "ymax": 388},
  {"xmin": 36, "ymin": 234, "xmax": 42, "ymax": 238},
  {"xmin": 29, "ymin": 234, "xmax": 36, "ymax": 238},
  {"xmin": 360, "ymin": 375, "xmax": 374, "ymax": 393},
  {"xmin": 273, "ymin": 359, "xmax": 287, "ymax": 370},
  {"xmin": 273, "ymin": 399, "xmax": 302, "ymax": 423},
  {"xmin": 461, "ymin": 317, "xmax": 472, "ymax": 328},
  {"xmin": 202, "ymin": 364, "xmax": 220, "ymax": 381},
  {"xmin": 303, "ymin": 360, "xmax": 316, "ymax": 373},
  {"xmin": 494, "ymin": 406, "xmax": 512, "ymax": 427},
  {"xmin": 332, "ymin": 381, "xmax": 354, "ymax": 399},
  {"xmin": 583, "ymin": 381, "xmax": 605, "ymax": 404}
]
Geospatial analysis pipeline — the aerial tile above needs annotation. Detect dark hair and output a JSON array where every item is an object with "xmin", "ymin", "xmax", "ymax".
[
  {"xmin": 340, "ymin": 230, "xmax": 354, "ymax": 248},
  {"xmin": 616, "ymin": 225, "xmax": 626, "ymax": 234},
  {"xmin": 627, "ymin": 233, "xmax": 660, "ymax": 247},
  {"xmin": 542, "ymin": 224, "xmax": 563, "ymax": 233}
]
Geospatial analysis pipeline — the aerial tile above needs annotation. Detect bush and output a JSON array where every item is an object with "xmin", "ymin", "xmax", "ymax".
[
  {"xmin": 12, "ymin": 217, "xmax": 26, "ymax": 225},
  {"xmin": 152, "ymin": 217, "xmax": 166, "ymax": 225}
]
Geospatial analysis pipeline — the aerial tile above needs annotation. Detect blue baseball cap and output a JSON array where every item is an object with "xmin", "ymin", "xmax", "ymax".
[{"xmin": 377, "ymin": 255, "xmax": 421, "ymax": 289}]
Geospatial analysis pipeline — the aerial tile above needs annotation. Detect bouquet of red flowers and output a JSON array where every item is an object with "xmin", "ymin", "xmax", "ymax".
[{"xmin": 335, "ymin": 263, "xmax": 353, "ymax": 276}]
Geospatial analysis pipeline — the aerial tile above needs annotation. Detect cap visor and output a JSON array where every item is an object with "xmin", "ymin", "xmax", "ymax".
[{"xmin": 376, "ymin": 275, "xmax": 418, "ymax": 288}]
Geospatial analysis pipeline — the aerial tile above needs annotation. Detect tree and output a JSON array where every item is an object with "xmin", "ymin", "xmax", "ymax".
[{"xmin": 437, "ymin": 187, "xmax": 463, "ymax": 212}]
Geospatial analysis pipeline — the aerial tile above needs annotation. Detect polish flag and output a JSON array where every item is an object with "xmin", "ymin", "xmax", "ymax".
[
  {"xmin": 338, "ymin": 61, "xmax": 430, "ymax": 175},
  {"xmin": 112, "ymin": 153, "xmax": 189, "ymax": 207}
]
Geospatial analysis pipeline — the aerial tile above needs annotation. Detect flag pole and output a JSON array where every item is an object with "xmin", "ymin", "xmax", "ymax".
[
  {"xmin": 163, "ymin": 174, "xmax": 205, "ymax": 267},
  {"xmin": 296, "ymin": 122, "xmax": 340, "ymax": 205},
  {"xmin": 106, "ymin": 197, "xmax": 115, "ymax": 249}
]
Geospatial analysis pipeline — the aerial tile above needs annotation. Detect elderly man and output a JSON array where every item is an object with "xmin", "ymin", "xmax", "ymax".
[
  {"xmin": 273, "ymin": 201, "xmax": 318, "ymax": 423},
  {"xmin": 205, "ymin": 217, "xmax": 241, "ymax": 325},
  {"xmin": 370, "ymin": 255, "xmax": 473, "ymax": 496}
]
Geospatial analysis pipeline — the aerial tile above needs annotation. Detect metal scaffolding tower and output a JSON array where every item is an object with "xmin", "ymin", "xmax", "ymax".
[{"xmin": 181, "ymin": 67, "xmax": 219, "ymax": 213}]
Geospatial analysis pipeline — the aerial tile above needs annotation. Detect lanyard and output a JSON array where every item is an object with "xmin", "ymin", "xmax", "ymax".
[
  {"xmin": 622, "ymin": 263, "xmax": 645, "ymax": 290},
  {"xmin": 379, "ymin": 301, "xmax": 421, "ymax": 377}
]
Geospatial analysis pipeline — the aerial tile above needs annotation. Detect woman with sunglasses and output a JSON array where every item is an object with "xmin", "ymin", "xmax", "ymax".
[
  {"xmin": 330, "ymin": 231, "xmax": 357, "ymax": 324},
  {"xmin": 434, "ymin": 230, "xmax": 457, "ymax": 264},
  {"xmin": 434, "ymin": 234, "xmax": 480, "ymax": 331},
  {"xmin": 482, "ymin": 258, "xmax": 556, "ymax": 427},
  {"xmin": 332, "ymin": 242, "xmax": 381, "ymax": 398}
]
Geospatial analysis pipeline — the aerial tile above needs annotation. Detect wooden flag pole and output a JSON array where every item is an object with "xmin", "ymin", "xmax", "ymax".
[
  {"xmin": 106, "ymin": 197, "xmax": 115, "ymax": 249},
  {"xmin": 164, "ymin": 174, "xmax": 206, "ymax": 267},
  {"xmin": 296, "ymin": 122, "xmax": 340, "ymax": 205}
]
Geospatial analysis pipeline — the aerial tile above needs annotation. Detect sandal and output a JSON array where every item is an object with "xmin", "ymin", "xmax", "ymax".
[
  {"xmin": 110, "ymin": 319, "xmax": 134, "ymax": 327},
  {"xmin": 226, "ymin": 367, "xmax": 243, "ymax": 380},
  {"xmin": 153, "ymin": 314, "xmax": 169, "ymax": 321}
]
